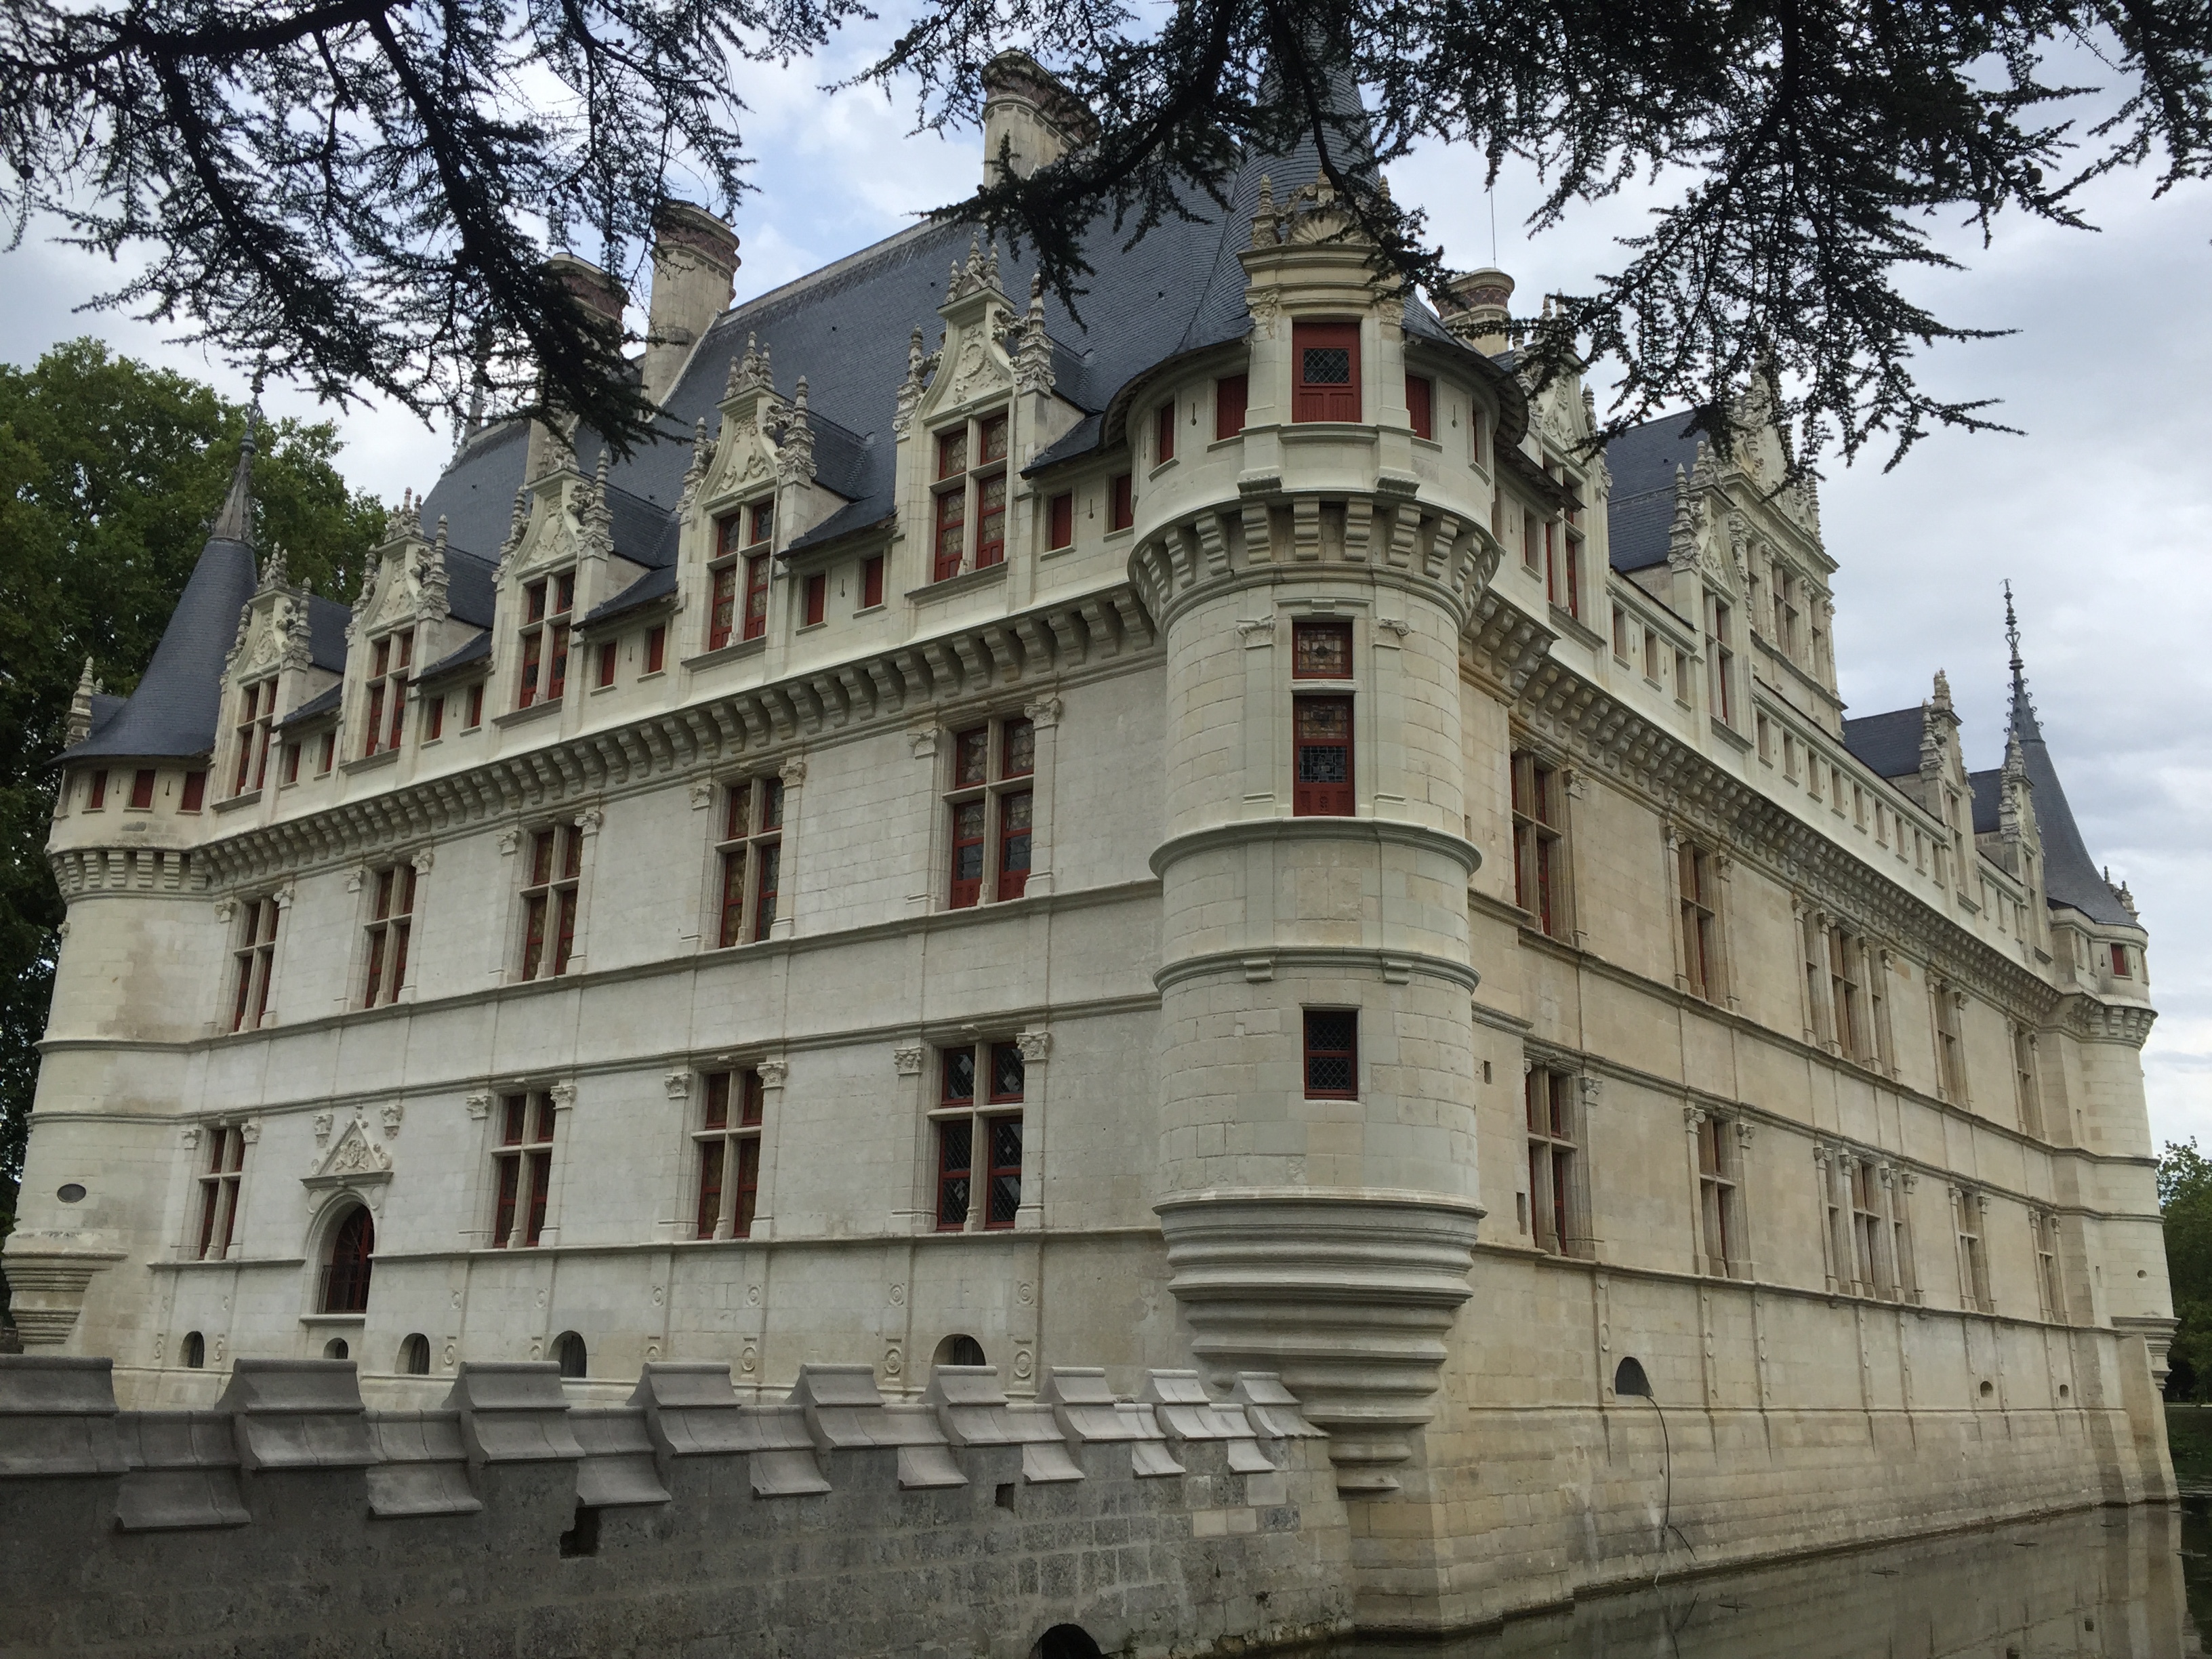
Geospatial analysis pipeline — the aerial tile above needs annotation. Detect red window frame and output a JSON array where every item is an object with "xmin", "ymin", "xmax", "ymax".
[
  {"xmin": 423, "ymin": 695, "xmax": 444, "ymax": 742},
  {"xmin": 983, "ymin": 1115, "xmax": 1023, "ymax": 1229},
  {"xmin": 180, "ymin": 770, "xmax": 206, "ymax": 813},
  {"xmin": 934, "ymin": 485, "xmax": 967, "ymax": 583},
  {"xmin": 802, "ymin": 573, "xmax": 827, "ymax": 628},
  {"xmin": 1215, "ymin": 374, "xmax": 1248, "ymax": 440},
  {"xmin": 317, "ymin": 731, "xmax": 335, "ymax": 774},
  {"xmin": 1046, "ymin": 493, "xmax": 1073, "ymax": 551},
  {"xmin": 695, "ymin": 1068, "xmax": 765, "ymax": 1240},
  {"xmin": 519, "ymin": 824, "xmax": 582, "ymax": 979},
  {"xmin": 861, "ymin": 556, "xmax": 885, "ymax": 609},
  {"xmin": 86, "ymin": 769, "xmax": 106, "ymax": 810},
  {"xmin": 1303, "ymin": 1008, "xmax": 1359, "ymax": 1099},
  {"xmin": 2112, "ymin": 944, "xmax": 2132, "ymax": 978},
  {"xmin": 975, "ymin": 474, "xmax": 1006, "ymax": 568},
  {"xmin": 596, "ymin": 641, "xmax": 617, "ymax": 688},
  {"xmin": 195, "ymin": 1124, "xmax": 245, "ymax": 1261},
  {"xmin": 949, "ymin": 797, "xmax": 987, "ymax": 909},
  {"xmin": 129, "ymin": 769, "xmax": 155, "ymax": 809},
  {"xmin": 1291, "ymin": 619, "xmax": 1352, "ymax": 680},
  {"xmin": 1406, "ymin": 373, "xmax": 1434, "ymax": 441},
  {"xmin": 1292, "ymin": 320, "xmax": 1361, "ymax": 422},
  {"xmin": 1155, "ymin": 401, "xmax": 1176, "ymax": 464},
  {"xmin": 464, "ymin": 684, "xmax": 484, "ymax": 729},
  {"xmin": 742, "ymin": 552, "xmax": 771, "ymax": 642},
  {"xmin": 644, "ymin": 624, "xmax": 666, "ymax": 674},
  {"xmin": 1293, "ymin": 696, "xmax": 1354, "ymax": 817},
  {"xmin": 1108, "ymin": 473, "xmax": 1133, "ymax": 532}
]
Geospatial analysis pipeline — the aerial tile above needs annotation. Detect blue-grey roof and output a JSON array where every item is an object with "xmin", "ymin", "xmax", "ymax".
[
  {"xmin": 308, "ymin": 595, "xmax": 352, "ymax": 670},
  {"xmin": 1969, "ymin": 768, "xmax": 2002, "ymax": 836},
  {"xmin": 1602, "ymin": 413, "xmax": 1702, "ymax": 573},
  {"xmin": 583, "ymin": 564, "xmax": 677, "ymax": 628},
  {"xmin": 2009, "ymin": 687, "xmax": 2133, "ymax": 926},
  {"xmin": 415, "ymin": 628, "xmax": 491, "ymax": 686},
  {"xmin": 1841, "ymin": 708, "xmax": 1926, "ymax": 779},
  {"xmin": 278, "ymin": 680, "xmax": 344, "ymax": 729},
  {"xmin": 56, "ymin": 529, "xmax": 255, "ymax": 765},
  {"xmin": 417, "ymin": 421, "xmax": 532, "ymax": 560}
]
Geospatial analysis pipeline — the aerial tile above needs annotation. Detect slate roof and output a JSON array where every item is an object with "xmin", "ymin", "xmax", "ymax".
[
  {"xmin": 583, "ymin": 564, "xmax": 677, "ymax": 629},
  {"xmin": 1969, "ymin": 769, "xmax": 2002, "ymax": 836},
  {"xmin": 413, "ymin": 629, "xmax": 492, "ymax": 687},
  {"xmin": 56, "ymin": 443, "xmax": 261, "ymax": 764},
  {"xmin": 1841, "ymin": 708, "xmax": 1926, "ymax": 779},
  {"xmin": 2010, "ymin": 687, "xmax": 2133, "ymax": 926},
  {"xmin": 278, "ymin": 681, "xmax": 344, "ymax": 729},
  {"xmin": 1601, "ymin": 413, "xmax": 1704, "ymax": 573}
]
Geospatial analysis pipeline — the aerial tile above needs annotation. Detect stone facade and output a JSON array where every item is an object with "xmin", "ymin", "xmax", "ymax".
[{"xmin": 6, "ymin": 63, "xmax": 2176, "ymax": 1643}]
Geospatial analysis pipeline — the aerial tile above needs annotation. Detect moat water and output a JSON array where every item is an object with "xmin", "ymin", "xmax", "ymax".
[{"xmin": 1326, "ymin": 1412, "xmax": 2212, "ymax": 1658}]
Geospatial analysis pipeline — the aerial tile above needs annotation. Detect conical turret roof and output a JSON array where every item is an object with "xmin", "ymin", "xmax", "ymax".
[
  {"xmin": 55, "ymin": 422, "xmax": 260, "ymax": 765},
  {"xmin": 2004, "ymin": 587, "xmax": 2135, "ymax": 927}
]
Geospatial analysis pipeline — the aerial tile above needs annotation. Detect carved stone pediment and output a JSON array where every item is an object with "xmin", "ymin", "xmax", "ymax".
[{"xmin": 303, "ymin": 1117, "xmax": 393, "ymax": 1188}]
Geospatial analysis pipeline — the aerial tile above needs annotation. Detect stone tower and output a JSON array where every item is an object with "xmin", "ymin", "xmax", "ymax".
[{"xmin": 1133, "ymin": 178, "xmax": 1506, "ymax": 1500}]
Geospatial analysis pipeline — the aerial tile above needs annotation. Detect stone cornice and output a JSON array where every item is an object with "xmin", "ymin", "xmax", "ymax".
[
  {"xmin": 169, "ymin": 586, "xmax": 1158, "ymax": 890},
  {"xmin": 1493, "ymin": 630, "xmax": 2064, "ymax": 1020},
  {"xmin": 1149, "ymin": 815, "xmax": 1479, "ymax": 880}
]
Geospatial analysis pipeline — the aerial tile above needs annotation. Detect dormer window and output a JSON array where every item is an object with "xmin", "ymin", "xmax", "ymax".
[
  {"xmin": 518, "ymin": 571, "xmax": 574, "ymax": 708},
  {"xmin": 231, "ymin": 677, "xmax": 276, "ymax": 796},
  {"xmin": 364, "ymin": 629, "xmax": 413, "ymax": 755},
  {"xmin": 932, "ymin": 411, "xmax": 1008, "ymax": 582},
  {"xmin": 1292, "ymin": 320, "xmax": 1360, "ymax": 422},
  {"xmin": 709, "ymin": 504, "xmax": 773, "ymax": 650}
]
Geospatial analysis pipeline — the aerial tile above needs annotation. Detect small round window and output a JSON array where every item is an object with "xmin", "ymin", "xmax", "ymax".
[{"xmin": 56, "ymin": 1183, "xmax": 85, "ymax": 1204}]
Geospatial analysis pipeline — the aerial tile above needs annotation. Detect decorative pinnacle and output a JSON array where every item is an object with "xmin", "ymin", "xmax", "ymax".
[
  {"xmin": 2003, "ymin": 579, "xmax": 2041, "ymax": 741},
  {"xmin": 210, "ymin": 409, "xmax": 259, "ymax": 544}
]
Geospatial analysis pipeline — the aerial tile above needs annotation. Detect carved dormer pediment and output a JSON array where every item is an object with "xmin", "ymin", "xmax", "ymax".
[
  {"xmin": 302, "ymin": 1116, "xmax": 392, "ymax": 1187},
  {"xmin": 916, "ymin": 239, "xmax": 1017, "ymax": 426},
  {"xmin": 697, "ymin": 333, "xmax": 791, "ymax": 518}
]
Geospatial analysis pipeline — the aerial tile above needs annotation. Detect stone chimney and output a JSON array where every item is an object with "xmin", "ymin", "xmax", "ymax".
[
  {"xmin": 980, "ymin": 51, "xmax": 1097, "ymax": 185},
  {"xmin": 1437, "ymin": 267, "xmax": 1515, "ymax": 356},
  {"xmin": 529, "ymin": 253, "xmax": 626, "ymax": 480},
  {"xmin": 642, "ymin": 203, "xmax": 740, "ymax": 407}
]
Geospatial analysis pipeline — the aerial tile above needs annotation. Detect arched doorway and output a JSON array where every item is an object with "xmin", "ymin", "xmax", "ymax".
[
  {"xmin": 320, "ymin": 1206, "xmax": 374, "ymax": 1313},
  {"xmin": 1031, "ymin": 1626, "xmax": 1103, "ymax": 1659}
]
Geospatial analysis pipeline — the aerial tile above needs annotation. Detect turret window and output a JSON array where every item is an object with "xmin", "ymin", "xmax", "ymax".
[
  {"xmin": 1292, "ymin": 698, "xmax": 1353, "ymax": 817},
  {"xmin": 1108, "ymin": 472, "xmax": 1134, "ymax": 531},
  {"xmin": 932, "ymin": 411, "xmax": 1009, "ymax": 581},
  {"xmin": 1406, "ymin": 374, "xmax": 1434, "ymax": 441},
  {"xmin": 85, "ymin": 769, "xmax": 106, "ymax": 810},
  {"xmin": 1046, "ymin": 493, "xmax": 1073, "ymax": 552},
  {"xmin": 1303, "ymin": 1009, "xmax": 1358, "ymax": 1099},
  {"xmin": 1291, "ymin": 320, "xmax": 1360, "ymax": 422},
  {"xmin": 693, "ymin": 1067, "xmax": 764, "ymax": 1240},
  {"xmin": 1215, "ymin": 374, "xmax": 1248, "ymax": 439},
  {"xmin": 516, "ymin": 572, "xmax": 574, "ymax": 706},
  {"xmin": 945, "ymin": 716, "xmax": 1033, "ymax": 908},
  {"xmin": 180, "ymin": 770, "xmax": 206, "ymax": 813},
  {"xmin": 364, "ymin": 629, "xmax": 413, "ymax": 754},
  {"xmin": 710, "ymin": 505, "xmax": 773, "ymax": 650},
  {"xmin": 229, "ymin": 896, "xmax": 280, "ymax": 1032},
  {"xmin": 128, "ymin": 769, "xmax": 156, "ymax": 809}
]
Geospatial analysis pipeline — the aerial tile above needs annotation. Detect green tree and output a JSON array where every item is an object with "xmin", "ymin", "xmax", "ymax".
[
  {"xmin": 0, "ymin": 338, "xmax": 382, "ymax": 1318},
  {"xmin": 2159, "ymin": 1141, "xmax": 2212, "ymax": 1399}
]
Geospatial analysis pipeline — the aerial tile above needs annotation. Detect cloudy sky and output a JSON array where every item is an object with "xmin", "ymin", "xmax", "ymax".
[{"xmin": 3, "ymin": 32, "xmax": 2206, "ymax": 1149}]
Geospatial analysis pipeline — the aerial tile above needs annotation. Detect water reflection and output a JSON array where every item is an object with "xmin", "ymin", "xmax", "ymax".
[{"xmin": 1347, "ymin": 1504, "xmax": 2201, "ymax": 1658}]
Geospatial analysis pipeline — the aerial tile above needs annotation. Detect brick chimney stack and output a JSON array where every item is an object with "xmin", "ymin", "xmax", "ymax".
[
  {"xmin": 1438, "ymin": 267, "xmax": 1515, "ymax": 356},
  {"xmin": 642, "ymin": 203, "xmax": 740, "ymax": 407}
]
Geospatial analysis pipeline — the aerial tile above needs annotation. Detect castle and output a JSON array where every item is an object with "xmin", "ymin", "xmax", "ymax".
[{"xmin": 3, "ymin": 56, "xmax": 2175, "ymax": 1643}]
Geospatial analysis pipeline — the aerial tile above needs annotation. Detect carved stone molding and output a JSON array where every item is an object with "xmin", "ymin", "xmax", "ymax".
[
  {"xmin": 893, "ymin": 1045, "xmax": 926, "ymax": 1078},
  {"xmin": 1014, "ymin": 1031, "xmax": 1052, "ymax": 1065},
  {"xmin": 756, "ymin": 1057, "xmax": 790, "ymax": 1089},
  {"xmin": 381, "ymin": 1103, "xmax": 404, "ymax": 1140},
  {"xmin": 465, "ymin": 1093, "xmax": 492, "ymax": 1121},
  {"xmin": 663, "ymin": 1070, "xmax": 692, "ymax": 1099},
  {"xmin": 1155, "ymin": 1189, "xmax": 1481, "ymax": 1496}
]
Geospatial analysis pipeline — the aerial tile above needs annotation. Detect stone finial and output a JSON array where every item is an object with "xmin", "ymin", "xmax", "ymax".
[
  {"xmin": 1013, "ymin": 272, "xmax": 1055, "ymax": 397},
  {"xmin": 581, "ymin": 450, "xmax": 615, "ymax": 558},
  {"xmin": 499, "ymin": 487, "xmax": 529, "ymax": 565},
  {"xmin": 678, "ymin": 417, "xmax": 716, "ymax": 514},
  {"xmin": 894, "ymin": 325, "xmax": 930, "ymax": 436},
  {"xmin": 726, "ymin": 333, "xmax": 775, "ymax": 401},
  {"xmin": 210, "ymin": 415, "xmax": 258, "ymax": 546},
  {"xmin": 775, "ymin": 376, "xmax": 815, "ymax": 488},
  {"xmin": 64, "ymin": 656, "xmax": 98, "ymax": 746},
  {"xmin": 1666, "ymin": 464, "xmax": 1698, "ymax": 567},
  {"xmin": 1931, "ymin": 668, "xmax": 1953, "ymax": 713},
  {"xmin": 254, "ymin": 542, "xmax": 289, "ymax": 596}
]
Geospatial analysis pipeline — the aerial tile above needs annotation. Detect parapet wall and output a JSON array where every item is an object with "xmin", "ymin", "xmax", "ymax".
[{"xmin": 0, "ymin": 1355, "xmax": 1354, "ymax": 1659}]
